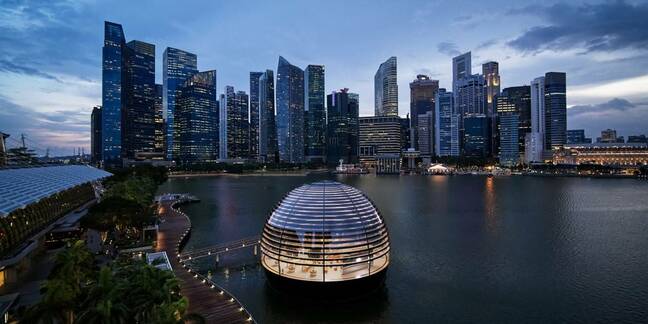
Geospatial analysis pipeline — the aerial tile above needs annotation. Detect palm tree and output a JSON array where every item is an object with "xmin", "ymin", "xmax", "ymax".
[{"xmin": 76, "ymin": 267, "xmax": 129, "ymax": 324}]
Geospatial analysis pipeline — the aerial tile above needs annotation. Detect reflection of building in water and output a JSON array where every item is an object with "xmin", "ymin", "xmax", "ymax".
[
  {"xmin": 553, "ymin": 143, "xmax": 648, "ymax": 166},
  {"xmin": 260, "ymin": 181, "xmax": 390, "ymax": 290}
]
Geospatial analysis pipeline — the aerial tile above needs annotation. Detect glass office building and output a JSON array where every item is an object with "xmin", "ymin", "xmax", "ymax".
[
  {"xmin": 435, "ymin": 89, "xmax": 460, "ymax": 157},
  {"xmin": 249, "ymin": 72, "xmax": 263, "ymax": 160},
  {"xmin": 163, "ymin": 47, "xmax": 198, "ymax": 161},
  {"xmin": 463, "ymin": 114, "xmax": 490, "ymax": 158},
  {"xmin": 175, "ymin": 71, "xmax": 218, "ymax": 164},
  {"xmin": 101, "ymin": 21, "xmax": 125, "ymax": 167},
  {"xmin": 260, "ymin": 181, "xmax": 390, "ymax": 286},
  {"xmin": 276, "ymin": 56, "xmax": 305, "ymax": 163},
  {"xmin": 326, "ymin": 89, "xmax": 359, "ymax": 165},
  {"xmin": 304, "ymin": 65, "xmax": 326, "ymax": 162},
  {"xmin": 409, "ymin": 75, "xmax": 439, "ymax": 150},
  {"xmin": 122, "ymin": 40, "xmax": 156, "ymax": 160},
  {"xmin": 258, "ymin": 70, "xmax": 278, "ymax": 163},
  {"xmin": 374, "ymin": 56, "xmax": 398, "ymax": 117}
]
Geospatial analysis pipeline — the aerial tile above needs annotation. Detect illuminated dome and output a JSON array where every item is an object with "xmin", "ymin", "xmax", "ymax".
[{"xmin": 260, "ymin": 181, "xmax": 390, "ymax": 286}]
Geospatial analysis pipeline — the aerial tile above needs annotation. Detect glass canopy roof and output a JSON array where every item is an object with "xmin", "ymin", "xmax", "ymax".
[{"xmin": 0, "ymin": 165, "xmax": 111, "ymax": 217}]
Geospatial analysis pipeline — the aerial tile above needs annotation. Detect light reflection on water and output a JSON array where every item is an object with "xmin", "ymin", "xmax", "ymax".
[{"xmin": 159, "ymin": 175, "xmax": 648, "ymax": 324}]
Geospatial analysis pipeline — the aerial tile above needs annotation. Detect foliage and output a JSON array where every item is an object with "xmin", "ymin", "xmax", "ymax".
[
  {"xmin": 22, "ymin": 241, "xmax": 187, "ymax": 324},
  {"xmin": 81, "ymin": 196, "xmax": 153, "ymax": 242}
]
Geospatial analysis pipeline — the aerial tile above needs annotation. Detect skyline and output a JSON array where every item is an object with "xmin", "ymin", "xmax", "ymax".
[{"xmin": 1, "ymin": 0, "xmax": 648, "ymax": 156}]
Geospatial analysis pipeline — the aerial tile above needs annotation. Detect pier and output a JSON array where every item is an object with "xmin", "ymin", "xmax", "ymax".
[{"xmin": 156, "ymin": 194, "xmax": 254, "ymax": 323}]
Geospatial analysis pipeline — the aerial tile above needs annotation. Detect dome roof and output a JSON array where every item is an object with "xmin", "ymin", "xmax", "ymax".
[{"xmin": 260, "ymin": 181, "xmax": 390, "ymax": 283}]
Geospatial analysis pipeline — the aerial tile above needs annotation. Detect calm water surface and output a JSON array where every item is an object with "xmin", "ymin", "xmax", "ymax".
[{"xmin": 157, "ymin": 175, "xmax": 648, "ymax": 323}]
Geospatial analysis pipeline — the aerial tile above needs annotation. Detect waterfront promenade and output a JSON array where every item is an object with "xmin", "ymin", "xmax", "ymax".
[{"xmin": 156, "ymin": 197, "xmax": 254, "ymax": 323}]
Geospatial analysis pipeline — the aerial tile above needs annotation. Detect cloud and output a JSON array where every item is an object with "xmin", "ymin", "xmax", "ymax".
[
  {"xmin": 568, "ymin": 98, "xmax": 635, "ymax": 117},
  {"xmin": 0, "ymin": 59, "xmax": 61, "ymax": 81},
  {"xmin": 0, "ymin": 95, "xmax": 91, "ymax": 156},
  {"xmin": 568, "ymin": 98, "xmax": 648, "ymax": 137},
  {"xmin": 507, "ymin": 1, "xmax": 648, "ymax": 54},
  {"xmin": 437, "ymin": 42, "xmax": 461, "ymax": 56}
]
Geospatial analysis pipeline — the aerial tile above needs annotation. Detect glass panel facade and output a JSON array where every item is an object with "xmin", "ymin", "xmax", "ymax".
[{"xmin": 261, "ymin": 181, "xmax": 390, "ymax": 282}]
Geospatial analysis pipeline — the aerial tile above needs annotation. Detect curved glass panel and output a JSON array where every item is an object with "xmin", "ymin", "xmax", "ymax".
[{"xmin": 260, "ymin": 181, "xmax": 390, "ymax": 282}]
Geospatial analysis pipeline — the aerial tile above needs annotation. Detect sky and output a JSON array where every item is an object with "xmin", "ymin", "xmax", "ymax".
[{"xmin": 1, "ymin": 0, "xmax": 648, "ymax": 156}]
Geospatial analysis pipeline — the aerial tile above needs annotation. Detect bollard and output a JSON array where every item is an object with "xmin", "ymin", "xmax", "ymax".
[{"xmin": 254, "ymin": 245, "xmax": 257, "ymax": 256}]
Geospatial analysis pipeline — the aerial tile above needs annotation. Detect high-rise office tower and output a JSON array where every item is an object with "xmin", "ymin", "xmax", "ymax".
[
  {"xmin": 495, "ymin": 92, "xmax": 519, "ymax": 166},
  {"xmin": 258, "ymin": 70, "xmax": 278, "ymax": 163},
  {"xmin": 358, "ymin": 116, "xmax": 402, "ymax": 166},
  {"xmin": 435, "ymin": 89, "xmax": 459, "ymax": 157},
  {"xmin": 175, "ymin": 71, "xmax": 218, "ymax": 164},
  {"xmin": 417, "ymin": 111, "xmax": 434, "ymax": 158},
  {"xmin": 452, "ymin": 52, "xmax": 471, "ymax": 93},
  {"xmin": 483, "ymin": 61, "xmax": 501, "ymax": 157},
  {"xmin": 249, "ymin": 72, "xmax": 263, "ymax": 159},
  {"xmin": 463, "ymin": 114, "xmax": 490, "ymax": 158},
  {"xmin": 219, "ymin": 86, "xmax": 250, "ymax": 159},
  {"xmin": 91, "ymin": 106, "xmax": 102, "ymax": 164},
  {"xmin": 154, "ymin": 84, "xmax": 165, "ymax": 154},
  {"xmin": 409, "ymin": 75, "xmax": 439, "ymax": 150},
  {"xmin": 455, "ymin": 74, "xmax": 486, "ymax": 116},
  {"xmin": 374, "ymin": 56, "xmax": 398, "ymax": 117},
  {"xmin": 544, "ymin": 72, "xmax": 567, "ymax": 151},
  {"xmin": 276, "ymin": 56, "xmax": 305, "ymax": 163},
  {"xmin": 121, "ymin": 40, "xmax": 156, "ymax": 160},
  {"xmin": 304, "ymin": 65, "xmax": 326, "ymax": 163},
  {"xmin": 526, "ymin": 77, "xmax": 546, "ymax": 163},
  {"xmin": 327, "ymin": 89, "xmax": 359, "ymax": 165},
  {"xmin": 482, "ymin": 62, "xmax": 500, "ymax": 117},
  {"xmin": 163, "ymin": 47, "xmax": 198, "ymax": 160},
  {"xmin": 101, "ymin": 21, "xmax": 125, "ymax": 167},
  {"xmin": 498, "ymin": 86, "xmax": 531, "ymax": 160}
]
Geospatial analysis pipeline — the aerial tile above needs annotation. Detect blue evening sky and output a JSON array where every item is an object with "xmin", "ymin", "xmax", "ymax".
[{"xmin": 1, "ymin": 0, "xmax": 648, "ymax": 156}]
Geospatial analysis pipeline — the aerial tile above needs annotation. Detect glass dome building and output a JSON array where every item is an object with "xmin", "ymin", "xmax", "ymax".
[{"xmin": 260, "ymin": 181, "xmax": 390, "ymax": 289}]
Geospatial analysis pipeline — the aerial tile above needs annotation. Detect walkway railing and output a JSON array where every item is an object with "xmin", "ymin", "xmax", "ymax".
[
  {"xmin": 158, "ymin": 194, "xmax": 256, "ymax": 323},
  {"xmin": 179, "ymin": 236, "xmax": 261, "ymax": 262}
]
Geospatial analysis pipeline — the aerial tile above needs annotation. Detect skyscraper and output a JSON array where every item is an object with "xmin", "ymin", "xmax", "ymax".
[
  {"xmin": 304, "ymin": 65, "xmax": 326, "ymax": 163},
  {"xmin": 101, "ymin": 21, "xmax": 125, "ymax": 167},
  {"xmin": 358, "ymin": 116, "xmax": 402, "ymax": 167},
  {"xmin": 452, "ymin": 52, "xmax": 471, "ymax": 93},
  {"xmin": 455, "ymin": 74, "xmax": 486, "ymax": 116},
  {"xmin": 249, "ymin": 72, "xmax": 263, "ymax": 160},
  {"xmin": 482, "ymin": 62, "xmax": 500, "ymax": 117},
  {"xmin": 276, "ymin": 56, "xmax": 305, "ymax": 163},
  {"xmin": 463, "ymin": 114, "xmax": 490, "ymax": 158},
  {"xmin": 483, "ymin": 61, "xmax": 501, "ymax": 157},
  {"xmin": 327, "ymin": 89, "xmax": 359, "ymax": 165},
  {"xmin": 435, "ymin": 89, "xmax": 459, "ymax": 157},
  {"xmin": 417, "ymin": 111, "xmax": 434, "ymax": 158},
  {"xmin": 374, "ymin": 56, "xmax": 398, "ymax": 117},
  {"xmin": 527, "ymin": 76, "xmax": 546, "ymax": 163},
  {"xmin": 495, "ymin": 92, "xmax": 519, "ymax": 166},
  {"xmin": 91, "ymin": 106, "xmax": 102, "ymax": 164},
  {"xmin": 175, "ymin": 71, "xmax": 218, "ymax": 165},
  {"xmin": 499, "ymin": 86, "xmax": 531, "ymax": 160},
  {"xmin": 154, "ymin": 84, "xmax": 164, "ymax": 154},
  {"xmin": 544, "ymin": 72, "xmax": 567, "ymax": 151},
  {"xmin": 219, "ymin": 86, "xmax": 250, "ymax": 160},
  {"xmin": 258, "ymin": 70, "xmax": 278, "ymax": 163},
  {"xmin": 122, "ymin": 40, "xmax": 156, "ymax": 160},
  {"xmin": 409, "ymin": 75, "xmax": 439, "ymax": 150},
  {"xmin": 163, "ymin": 47, "xmax": 198, "ymax": 161}
]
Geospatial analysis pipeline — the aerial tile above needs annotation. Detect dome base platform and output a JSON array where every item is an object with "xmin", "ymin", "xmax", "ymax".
[{"xmin": 264, "ymin": 268, "xmax": 387, "ymax": 298}]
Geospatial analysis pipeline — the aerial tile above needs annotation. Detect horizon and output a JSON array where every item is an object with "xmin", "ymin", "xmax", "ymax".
[{"xmin": 1, "ymin": 0, "xmax": 648, "ymax": 156}]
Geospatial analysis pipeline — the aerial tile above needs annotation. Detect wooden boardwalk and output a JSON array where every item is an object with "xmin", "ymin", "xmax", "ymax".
[{"xmin": 156, "ymin": 200, "xmax": 254, "ymax": 324}]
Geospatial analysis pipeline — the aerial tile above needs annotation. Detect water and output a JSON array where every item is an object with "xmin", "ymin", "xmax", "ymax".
[{"xmin": 158, "ymin": 175, "xmax": 648, "ymax": 323}]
